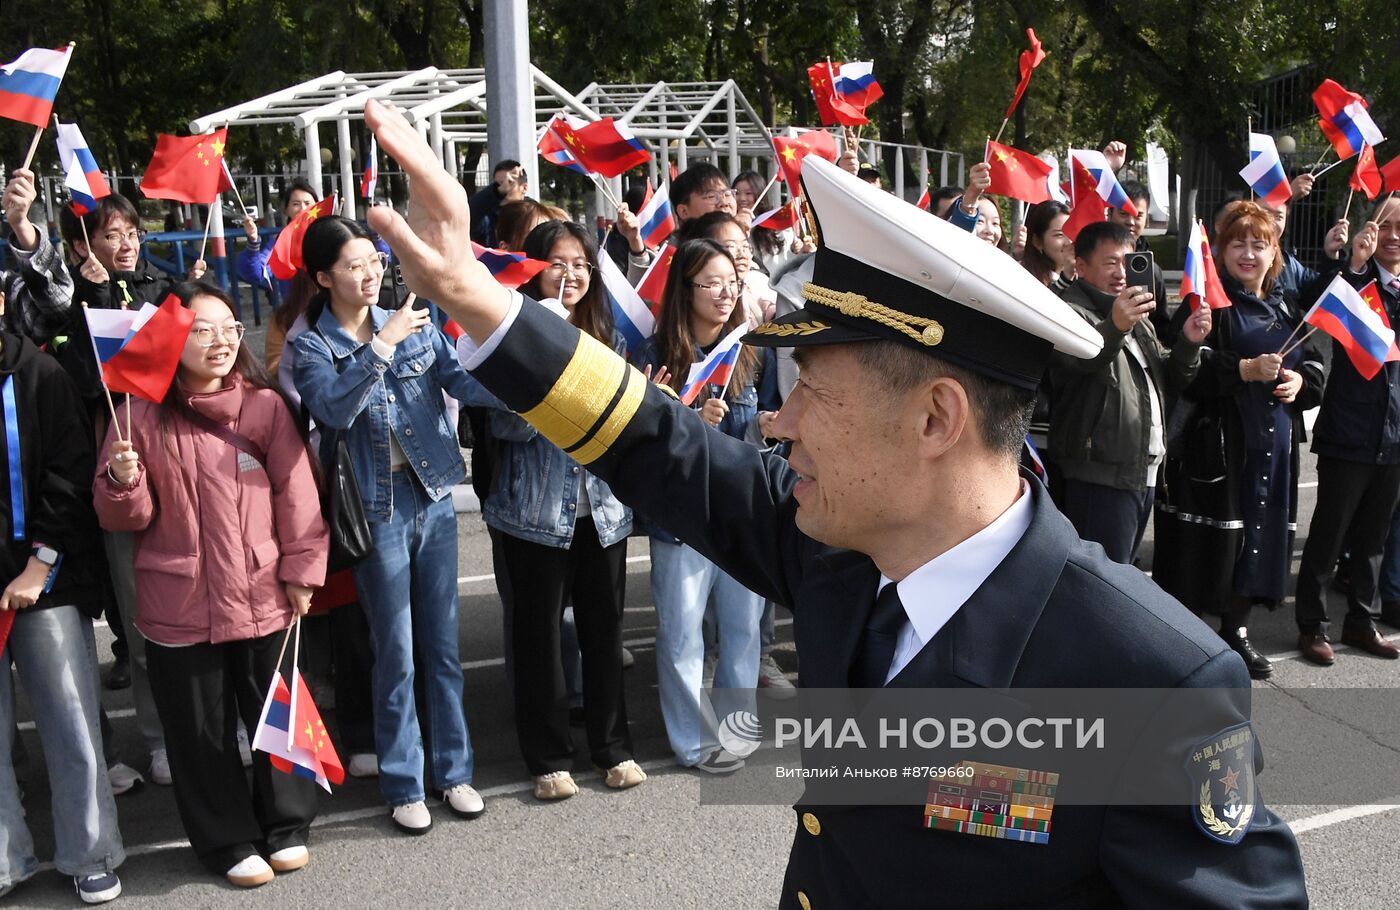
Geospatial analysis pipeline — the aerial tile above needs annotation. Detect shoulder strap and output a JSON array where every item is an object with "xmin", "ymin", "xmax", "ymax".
[{"xmin": 180, "ymin": 406, "xmax": 267, "ymax": 466}]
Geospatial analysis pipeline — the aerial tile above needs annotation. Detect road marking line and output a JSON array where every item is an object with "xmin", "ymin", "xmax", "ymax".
[
  {"xmin": 1289, "ymin": 801, "xmax": 1400, "ymax": 835},
  {"xmin": 51, "ymin": 757, "xmax": 682, "ymax": 865}
]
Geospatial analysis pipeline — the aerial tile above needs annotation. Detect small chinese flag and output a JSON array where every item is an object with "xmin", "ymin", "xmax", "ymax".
[
  {"xmin": 773, "ymin": 130, "xmax": 839, "ymax": 190},
  {"xmin": 269, "ymin": 195, "xmax": 337, "ymax": 281},
  {"xmin": 1350, "ymin": 144, "xmax": 1383, "ymax": 200},
  {"xmin": 985, "ymin": 139, "xmax": 1054, "ymax": 204},
  {"xmin": 1358, "ymin": 280, "xmax": 1400, "ymax": 362},
  {"xmin": 290, "ymin": 668, "xmax": 344, "ymax": 785},
  {"xmin": 140, "ymin": 129, "xmax": 234, "ymax": 204}
]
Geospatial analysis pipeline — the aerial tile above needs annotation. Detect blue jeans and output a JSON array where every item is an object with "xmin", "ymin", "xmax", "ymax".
[
  {"xmin": 650, "ymin": 540, "xmax": 762, "ymax": 766},
  {"xmin": 0, "ymin": 606, "xmax": 124, "ymax": 887},
  {"xmin": 354, "ymin": 472, "xmax": 474, "ymax": 805},
  {"xmin": 1381, "ymin": 503, "xmax": 1400, "ymax": 602}
]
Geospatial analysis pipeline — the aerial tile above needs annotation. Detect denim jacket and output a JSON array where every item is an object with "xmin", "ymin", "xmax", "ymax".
[
  {"xmin": 463, "ymin": 344, "xmax": 633, "ymax": 549},
  {"xmin": 293, "ymin": 305, "xmax": 473, "ymax": 521}
]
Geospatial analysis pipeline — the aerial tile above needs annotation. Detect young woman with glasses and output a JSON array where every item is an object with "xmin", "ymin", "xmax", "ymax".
[
  {"xmin": 461, "ymin": 220, "xmax": 644, "ymax": 800},
  {"xmin": 292, "ymin": 217, "xmax": 485, "ymax": 835},
  {"xmin": 94, "ymin": 281, "xmax": 328, "ymax": 888},
  {"xmin": 637, "ymin": 239, "xmax": 781, "ymax": 772}
]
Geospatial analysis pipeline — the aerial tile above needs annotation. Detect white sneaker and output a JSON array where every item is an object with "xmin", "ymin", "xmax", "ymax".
[
  {"xmin": 391, "ymin": 801, "xmax": 432, "ymax": 834},
  {"xmin": 702, "ymin": 654, "xmax": 717, "ymax": 689},
  {"xmin": 757, "ymin": 654, "xmax": 797, "ymax": 699},
  {"xmin": 268, "ymin": 845, "xmax": 309, "ymax": 873},
  {"xmin": 441, "ymin": 784, "xmax": 485, "ymax": 818},
  {"xmin": 348, "ymin": 753, "xmax": 379, "ymax": 778},
  {"xmin": 226, "ymin": 855, "xmax": 274, "ymax": 888},
  {"xmin": 107, "ymin": 763, "xmax": 143, "ymax": 796},
  {"xmin": 236, "ymin": 723, "xmax": 253, "ymax": 768},
  {"xmin": 149, "ymin": 748, "xmax": 172, "ymax": 785}
]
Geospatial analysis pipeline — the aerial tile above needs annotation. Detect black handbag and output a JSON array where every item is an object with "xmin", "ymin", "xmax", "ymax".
[{"xmin": 322, "ymin": 431, "xmax": 372, "ymax": 572}]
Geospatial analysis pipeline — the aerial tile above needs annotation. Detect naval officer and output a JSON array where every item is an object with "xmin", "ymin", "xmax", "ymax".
[{"xmin": 361, "ymin": 99, "xmax": 1308, "ymax": 909}]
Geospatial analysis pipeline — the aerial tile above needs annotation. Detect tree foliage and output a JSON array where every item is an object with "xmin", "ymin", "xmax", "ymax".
[{"xmin": 1, "ymin": 0, "xmax": 1395, "ymax": 196}]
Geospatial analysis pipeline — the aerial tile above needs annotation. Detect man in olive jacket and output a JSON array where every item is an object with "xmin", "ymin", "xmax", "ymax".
[{"xmin": 1048, "ymin": 221, "xmax": 1211, "ymax": 563}]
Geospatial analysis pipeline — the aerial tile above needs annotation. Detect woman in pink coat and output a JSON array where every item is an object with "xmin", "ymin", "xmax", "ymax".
[{"xmin": 93, "ymin": 282, "xmax": 328, "ymax": 889}]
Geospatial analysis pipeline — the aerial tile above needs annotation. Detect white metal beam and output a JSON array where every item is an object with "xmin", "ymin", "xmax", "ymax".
[
  {"xmin": 293, "ymin": 67, "xmax": 440, "ymax": 130},
  {"xmin": 189, "ymin": 71, "xmax": 351, "ymax": 132}
]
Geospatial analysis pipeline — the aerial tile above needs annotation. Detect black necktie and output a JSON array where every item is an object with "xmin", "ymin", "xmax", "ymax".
[{"xmin": 852, "ymin": 583, "xmax": 907, "ymax": 688}]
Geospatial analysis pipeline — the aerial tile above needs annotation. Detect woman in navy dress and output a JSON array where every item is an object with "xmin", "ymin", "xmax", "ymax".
[{"xmin": 1153, "ymin": 201, "xmax": 1324, "ymax": 678}]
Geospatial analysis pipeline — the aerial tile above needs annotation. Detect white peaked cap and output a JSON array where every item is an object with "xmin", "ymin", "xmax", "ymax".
[{"xmin": 745, "ymin": 156, "xmax": 1103, "ymax": 389}]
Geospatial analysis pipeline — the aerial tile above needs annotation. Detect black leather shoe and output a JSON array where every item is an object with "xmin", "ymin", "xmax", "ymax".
[
  {"xmin": 104, "ymin": 656, "xmax": 131, "ymax": 691},
  {"xmin": 1221, "ymin": 628, "xmax": 1273, "ymax": 680},
  {"xmin": 1340, "ymin": 626, "xmax": 1400, "ymax": 659},
  {"xmin": 1381, "ymin": 599, "xmax": 1400, "ymax": 631}
]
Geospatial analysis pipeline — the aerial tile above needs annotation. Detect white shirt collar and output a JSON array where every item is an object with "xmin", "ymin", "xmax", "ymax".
[
  {"xmin": 877, "ymin": 480, "xmax": 1035, "ymax": 680},
  {"xmin": 1378, "ymin": 262, "xmax": 1399, "ymax": 290}
]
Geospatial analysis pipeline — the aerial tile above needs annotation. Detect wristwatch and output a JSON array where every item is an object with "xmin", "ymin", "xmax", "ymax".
[{"xmin": 33, "ymin": 544, "xmax": 60, "ymax": 567}]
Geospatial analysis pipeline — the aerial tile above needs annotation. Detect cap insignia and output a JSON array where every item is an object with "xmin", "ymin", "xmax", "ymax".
[{"xmin": 803, "ymin": 282, "xmax": 947, "ymax": 347}]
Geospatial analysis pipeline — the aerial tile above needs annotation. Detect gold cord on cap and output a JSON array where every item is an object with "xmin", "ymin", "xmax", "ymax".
[{"xmin": 802, "ymin": 282, "xmax": 945, "ymax": 346}]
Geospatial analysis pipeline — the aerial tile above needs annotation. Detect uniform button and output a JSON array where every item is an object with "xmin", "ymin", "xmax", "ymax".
[
  {"xmin": 568, "ymin": 503, "xmax": 576, "ymax": 511},
  {"xmin": 388, "ymin": 393, "xmax": 397, "ymax": 403},
  {"xmin": 420, "ymin": 460, "xmax": 428, "ymax": 468},
  {"xmin": 572, "ymin": 466, "xmax": 580, "ymax": 474},
  {"xmin": 801, "ymin": 812, "xmax": 821, "ymax": 836},
  {"xmin": 434, "ymin": 487, "xmax": 442, "ymax": 495},
  {"xmin": 796, "ymin": 892, "xmax": 811, "ymax": 910},
  {"xmin": 1262, "ymin": 475, "xmax": 1268, "ymax": 481},
  {"xmin": 405, "ymin": 428, "xmax": 414, "ymax": 436}
]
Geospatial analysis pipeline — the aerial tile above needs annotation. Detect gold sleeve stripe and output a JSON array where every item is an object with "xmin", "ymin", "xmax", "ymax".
[
  {"xmin": 568, "ymin": 365, "xmax": 645, "ymax": 465},
  {"xmin": 518, "ymin": 330, "xmax": 644, "ymax": 464}
]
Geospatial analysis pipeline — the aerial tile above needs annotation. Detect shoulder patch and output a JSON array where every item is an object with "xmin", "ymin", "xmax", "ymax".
[{"xmin": 1185, "ymin": 722, "xmax": 1256, "ymax": 845}]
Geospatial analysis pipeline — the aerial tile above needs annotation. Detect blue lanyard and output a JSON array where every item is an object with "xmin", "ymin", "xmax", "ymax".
[{"xmin": 2, "ymin": 375, "xmax": 22, "ymax": 540}]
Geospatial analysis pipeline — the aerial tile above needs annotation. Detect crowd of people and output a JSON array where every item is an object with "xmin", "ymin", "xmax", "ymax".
[{"xmin": 0, "ymin": 122, "xmax": 1396, "ymax": 902}]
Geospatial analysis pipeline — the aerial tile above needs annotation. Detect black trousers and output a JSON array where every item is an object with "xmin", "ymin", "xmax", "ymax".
[
  {"xmin": 1295, "ymin": 457, "xmax": 1400, "ymax": 634},
  {"xmin": 497, "ymin": 519, "xmax": 631, "ymax": 775},
  {"xmin": 146, "ymin": 629, "xmax": 320, "ymax": 874},
  {"xmin": 1059, "ymin": 479, "xmax": 1155, "ymax": 565},
  {"xmin": 329, "ymin": 604, "xmax": 377, "ymax": 755}
]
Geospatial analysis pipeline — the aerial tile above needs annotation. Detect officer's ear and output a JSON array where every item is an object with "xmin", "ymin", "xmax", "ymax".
[{"xmin": 915, "ymin": 376, "xmax": 970, "ymax": 460}]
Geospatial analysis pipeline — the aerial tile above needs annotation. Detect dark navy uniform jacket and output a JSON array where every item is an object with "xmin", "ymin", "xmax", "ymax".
[{"xmin": 470, "ymin": 297, "xmax": 1309, "ymax": 910}]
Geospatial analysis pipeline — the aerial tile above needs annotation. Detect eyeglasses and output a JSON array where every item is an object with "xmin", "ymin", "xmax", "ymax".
[
  {"xmin": 329, "ymin": 252, "xmax": 390, "ymax": 280},
  {"xmin": 719, "ymin": 240, "xmax": 751, "ymax": 257},
  {"xmin": 545, "ymin": 261, "xmax": 594, "ymax": 278},
  {"xmin": 191, "ymin": 323, "xmax": 246, "ymax": 347},
  {"xmin": 699, "ymin": 189, "xmax": 738, "ymax": 204},
  {"xmin": 101, "ymin": 229, "xmax": 147, "ymax": 246},
  {"xmin": 692, "ymin": 280, "xmax": 741, "ymax": 300}
]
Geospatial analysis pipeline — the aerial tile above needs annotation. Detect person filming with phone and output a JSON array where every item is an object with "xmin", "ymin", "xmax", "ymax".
[{"xmin": 1047, "ymin": 221, "xmax": 1212, "ymax": 564}]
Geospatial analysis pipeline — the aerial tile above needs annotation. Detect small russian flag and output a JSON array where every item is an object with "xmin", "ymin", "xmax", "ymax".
[
  {"xmin": 0, "ymin": 45, "xmax": 72, "ymax": 128},
  {"xmin": 1313, "ymin": 78, "xmax": 1385, "ymax": 161},
  {"xmin": 636, "ymin": 183, "xmax": 675, "ymax": 250},
  {"xmin": 55, "ymin": 121, "xmax": 111, "ymax": 216},
  {"xmin": 1239, "ymin": 133, "xmax": 1292, "ymax": 209},
  {"xmin": 598, "ymin": 252, "xmax": 654, "ymax": 359},
  {"xmin": 361, "ymin": 135, "xmax": 378, "ymax": 200},
  {"xmin": 252, "ymin": 671, "xmax": 333, "ymax": 792},
  {"xmin": 472, "ymin": 241, "xmax": 550, "ymax": 290},
  {"xmin": 1303, "ymin": 273, "xmax": 1397, "ymax": 380},
  {"xmin": 679, "ymin": 323, "xmax": 749, "ymax": 405}
]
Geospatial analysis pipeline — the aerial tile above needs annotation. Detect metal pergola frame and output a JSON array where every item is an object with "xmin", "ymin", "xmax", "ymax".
[{"xmin": 190, "ymin": 67, "xmax": 962, "ymax": 219}]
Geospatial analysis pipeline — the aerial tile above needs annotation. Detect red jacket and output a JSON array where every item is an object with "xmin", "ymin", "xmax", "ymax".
[{"xmin": 94, "ymin": 374, "xmax": 328, "ymax": 644}]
